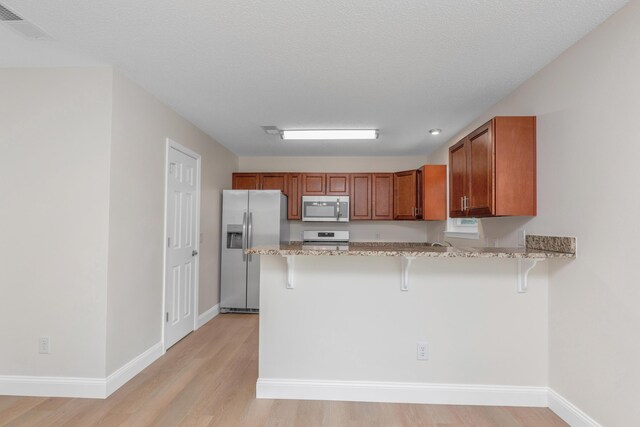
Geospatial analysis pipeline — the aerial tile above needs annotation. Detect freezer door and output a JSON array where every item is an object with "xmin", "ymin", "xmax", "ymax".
[
  {"xmin": 246, "ymin": 190, "xmax": 286, "ymax": 309},
  {"xmin": 220, "ymin": 190, "xmax": 249, "ymax": 310}
]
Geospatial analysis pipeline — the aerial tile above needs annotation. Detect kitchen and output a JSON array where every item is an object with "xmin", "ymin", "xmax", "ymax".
[{"xmin": 1, "ymin": 1, "xmax": 638, "ymax": 426}]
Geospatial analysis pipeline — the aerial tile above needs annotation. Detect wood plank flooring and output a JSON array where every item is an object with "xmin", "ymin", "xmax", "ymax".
[{"xmin": 0, "ymin": 314, "xmax": 567, "ymax": 426}]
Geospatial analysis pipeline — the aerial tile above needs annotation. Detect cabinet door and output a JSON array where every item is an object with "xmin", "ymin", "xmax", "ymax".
[
  {"xmin": 350, "ymin": 174, "xmax": 371, "ymax": 220},
  {"xmin": 421, "ymin": 165, "xmax": 447, "ymax": 221},
  {"xmin": 260, "ymin": 173, "xmax": 288, "ymax": 195},
  {"xmin": 302, "ymin": 173, "xmax": 326, "ymax": 195},
  {"xmin": 449, "ymin": 140, "xmax": 467, "ymax": 218},
  {"xmin": 467, "ymin": 121, "xmax": 494, "ymax": 217},
  {"xmin": 393, "ymin": 170, "xmax": 418, "ymax": 220},
  {"xmin": 232, "ymin": 173, "xmax": 259, "ymax": 190},
  {"xmin": 372, "ymin": 173, "xmax": 393, "ymax": 220},
  {"xmin": 287, "ymin": 173, "xmax": 302, "ymax": 220},
  {"xmin": 326, "ymin": 173, "xmax": 350, "ymax": 195}
]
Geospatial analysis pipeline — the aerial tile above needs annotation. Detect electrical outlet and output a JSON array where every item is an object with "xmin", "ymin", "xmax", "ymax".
[
  {"xmin": 39, "ymin": 336, "xmax": 50, "ymax": 354},
  {"xmin": 375, "ymin": 233, "xmax": 381, "ymax": 240},
  {"xmin": 416, "ymin": 341, "xmax": 428, "ymax": 360}
]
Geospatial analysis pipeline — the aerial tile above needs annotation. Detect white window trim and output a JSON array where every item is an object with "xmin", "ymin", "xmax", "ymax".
[{"xmin": 445, "ymin": 218, "xmax": 480, "ymax": 240}]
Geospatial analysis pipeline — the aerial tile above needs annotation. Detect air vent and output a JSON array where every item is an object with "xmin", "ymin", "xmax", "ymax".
[
  {"xmin": 0, "ymin": 3, "xmax": 22, "ymax": 21},
  {"xmin": 0, "ymin": 3, "xmax": 52, "ymax": 40}
]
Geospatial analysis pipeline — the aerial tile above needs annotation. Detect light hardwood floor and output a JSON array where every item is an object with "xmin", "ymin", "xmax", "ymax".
[{"xmin": 0, "ymin": 314, "xmax": 567, "ymax": 426}]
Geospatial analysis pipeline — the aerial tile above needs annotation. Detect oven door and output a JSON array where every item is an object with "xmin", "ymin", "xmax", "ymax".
[{"xmin": 302, "ymin": 196, "xmax": 349, "ymax": 222}]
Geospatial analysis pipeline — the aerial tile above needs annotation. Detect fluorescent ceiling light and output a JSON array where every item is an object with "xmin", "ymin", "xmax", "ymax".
[{"xmin": 280, "ymin": 129, "xmax": 379, "ymax": 140}]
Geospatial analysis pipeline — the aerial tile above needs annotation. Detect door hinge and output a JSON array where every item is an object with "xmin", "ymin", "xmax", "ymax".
[
  {"xmin": 166, "ymin": 312, "xmax": 169, "ymax": 322},
  {"xmin": 167, "ymin": 237, "xmax": 170, "ymax": 247}
]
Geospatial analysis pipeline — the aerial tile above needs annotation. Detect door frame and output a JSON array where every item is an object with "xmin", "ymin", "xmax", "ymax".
[{"xmin": 162, "ymin": 138, "xmax": 202, "ymax": 353}]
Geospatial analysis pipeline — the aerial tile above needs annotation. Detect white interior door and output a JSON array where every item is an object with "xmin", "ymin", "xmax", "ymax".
[{"xmin": 164, "ymin": 144, "xmax": 200, "ymax": 350}]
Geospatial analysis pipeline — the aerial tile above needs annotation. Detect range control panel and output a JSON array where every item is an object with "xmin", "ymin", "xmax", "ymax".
[{"xmin": 302, "ymin": 230, "xmax": 350, "ymax": 243}]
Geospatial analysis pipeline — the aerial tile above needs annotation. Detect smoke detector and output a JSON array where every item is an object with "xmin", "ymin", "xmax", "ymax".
[{"xmin": 0, "ymin": 3, "xmax": 52, "ymax": 40}]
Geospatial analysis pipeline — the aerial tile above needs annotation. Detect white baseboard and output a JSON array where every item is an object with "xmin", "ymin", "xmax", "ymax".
[
  {"xmin": 548, "ymin": 388, "xmax": 602, "ymax": 427},
  {"xmin": 0, "ymin": 342, "xmax": 163, "ymax": 399},
  {"xmin": 197, "ymin": 304, "xmax": 220, "ymax": 328},
  {"xmin": 257, "ymin": 378, "xmax": 549, "ymax": 407},
  {"xmin": 105, "ymin": 342, "xmax": 163, "ymax": 397},
  {"xmin": 0, "ymin": 375, "xmax": 106, "ymax": 399}
]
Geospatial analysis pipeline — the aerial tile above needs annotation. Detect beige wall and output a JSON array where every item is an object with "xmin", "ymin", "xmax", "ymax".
[
  {"xmin": 428, "ymin": 2, "xmax": 640, "ymax": 423},
  {"xmin": 0, "ymin": 68, "xmax": 113, "ymax": 377},
  {"xmin": 240, "ymin": 156, "xmax": 431, "ymax": 241},
  {"xmin": 0, "ymin": 67, "xmax": 238, "ymax": 381},
  {"xmin": 106, "ymin": 71, "xmax": 237, "ymax": 374},
  {"xmin": 260, "ymin": 255, "xmax": 548, "ymax": 386}
]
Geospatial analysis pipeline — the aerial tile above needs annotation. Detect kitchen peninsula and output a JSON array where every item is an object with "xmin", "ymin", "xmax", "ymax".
[{"xmin": 248, "ymin": 236, "xmax": 575, "ymax": 407}]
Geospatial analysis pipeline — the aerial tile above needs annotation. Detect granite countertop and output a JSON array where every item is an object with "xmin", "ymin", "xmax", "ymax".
[{"xmin": 246, "ymin": 239, "xmax": 576, "ymax": 259}]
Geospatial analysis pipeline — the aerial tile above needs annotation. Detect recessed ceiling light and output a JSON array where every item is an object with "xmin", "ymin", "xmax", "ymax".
[
  {"xmin": 280, "ymin": 129, "xmax": 379, "ymax": 140},
  {"xmin": 429, "ymin": 129, "xmax": 442, "ymax": 135}
]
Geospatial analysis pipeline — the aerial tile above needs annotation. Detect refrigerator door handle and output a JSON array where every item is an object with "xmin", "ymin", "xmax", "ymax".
[
  {"xmin": 242, "ymin": 212, "xmax": 247, "ymax": 261},
  {"xmin": 248, "ymin": 212, "xmax": 253, "ymax": 262}
]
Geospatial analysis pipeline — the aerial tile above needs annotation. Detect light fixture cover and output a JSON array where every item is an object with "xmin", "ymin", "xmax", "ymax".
[
  {"xmin": 281, "ymin": 129, "xmax": 379, "ymax": 140},
  {"xmin": 429, "ymin": 128, "xmax": 442, "ymax": 135}
]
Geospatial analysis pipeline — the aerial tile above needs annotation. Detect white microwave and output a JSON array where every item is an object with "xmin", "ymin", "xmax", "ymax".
[{"xmin": 301, "ymin": 196, "xmax": 349, "ymax": 222}]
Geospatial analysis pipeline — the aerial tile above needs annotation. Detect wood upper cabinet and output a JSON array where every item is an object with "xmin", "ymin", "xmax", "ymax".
[
  {"xmin": 232, "ymin": 166, "xmax": 446, "ymax": 222},
  {"xmin": 260, "ymin": 173, "xmax": 288, "ymax": 195},
  {"xmin": 371, "ymin": 173, "xmax": 394, "ymax": 220},
  {"xmin": 449, "ymin": 140, "xmax": 468, "ymax": 218},
  {"xmin": 301, "ymin": 173, "xmax": 326, "ymax": 195},
  {"xmin": 350, "ymin": 174, "xmax": 372, "ymax": 220},
  {"xmin": 420, "ymin": 165, "xmax": 447, "ymax": 221},
  {"xmin": 467, "ymin": 122, "xmax": 494, "ymax": 217},
  {"xmin": 449, "ymin": 116, "xmax": 536, "ymax": 218},
  {"xmin": 232, "ymin": 173, "xmax": 260, "ymax": 190},
  {"xmin": 326, "ymin": 173, "xmax": 350, "ymax": 195},
  {"xmin": 393, "ymin": 170, "xmax": 420, "ymax": 220},
  {"xmin": 287, "ymin": 173, "xmax": 302, "ymax": 220}
]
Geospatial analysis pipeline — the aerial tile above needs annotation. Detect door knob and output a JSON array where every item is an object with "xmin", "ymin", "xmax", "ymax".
[{"xmin": 192, "ymin": 250, "xmax": 198, "ymax": 256}]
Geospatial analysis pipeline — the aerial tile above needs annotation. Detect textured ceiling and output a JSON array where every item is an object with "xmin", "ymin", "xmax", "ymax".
[{"xmin": 1, "ymin": 0, "xmax": 628, "ymax": 156}]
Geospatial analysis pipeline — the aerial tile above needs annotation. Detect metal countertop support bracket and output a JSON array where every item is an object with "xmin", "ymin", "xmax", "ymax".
[
  {"xmin": 401, "ymin": 256, "xmax": 416, "ymax": 291},
  {"xmin": 285, "ymin": 255, "xmax": 295, "ymax": 289},
  {"xmin": 517, "ymin": 258, "xmax": 545, "ymax": 293}
]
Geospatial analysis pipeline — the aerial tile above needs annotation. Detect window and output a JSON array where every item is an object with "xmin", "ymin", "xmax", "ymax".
[{"xmin": 445, "ymin": 217, "xmax": 479, "ymax": 239}]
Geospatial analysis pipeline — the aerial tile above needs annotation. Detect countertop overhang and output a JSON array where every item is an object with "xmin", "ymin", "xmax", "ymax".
[{"xmin": 246, "ymin": 241, "xmax": 576, "ymax": 259}]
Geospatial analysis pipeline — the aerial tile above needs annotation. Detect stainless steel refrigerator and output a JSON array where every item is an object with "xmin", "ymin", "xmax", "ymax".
[{"xmin": 220, "ymin": 190, "xmax": 289, "ymax": 312}]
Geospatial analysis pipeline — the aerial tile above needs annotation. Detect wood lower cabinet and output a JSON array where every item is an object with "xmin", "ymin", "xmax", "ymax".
[
  {"xmin": 326, "ymin": 173, "xmax": 350, "ymax": 195},
  {"xmin": 260, "ymin": 173, "xmax": 288, "ymax": 195},
  {"xmin": 449, "ymin": 116, "xmax": 536, "ymax": 218},
  {"xmin": 232, "ymin": 173, "xmax": 260, "ymax": 190},
  {"xmin": 371, "ymin": 173, "xmax": 394, "ymax": 220},
  {"xmin": 287, "ymin": 173, "xmax": 302, "ymax": 220},
  {"xmin": 350, "ymin": 174, "xmax": 372, "ymax": 220},
  {"xmin": 301, "ymin": 173, "xmax": 326, "ymax": 195}
]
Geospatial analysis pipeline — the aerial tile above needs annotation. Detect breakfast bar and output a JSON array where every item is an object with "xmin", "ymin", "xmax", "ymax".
[{"xmin": 247, "ymin": 235, "xmax": 575, "ymax": 407}]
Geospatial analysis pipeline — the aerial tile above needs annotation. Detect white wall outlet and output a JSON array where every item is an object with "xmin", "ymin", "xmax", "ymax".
[
  {"xmin": 39, "ymin": 336, "xmax": 50, "ymax": 354},
  {"xmin": 375, "ymin": 233, "xmax": 381, "ymax": 240},
  {"xmin": 416, "ymin": 341, "xmax": 428, "ymax": 360}
]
